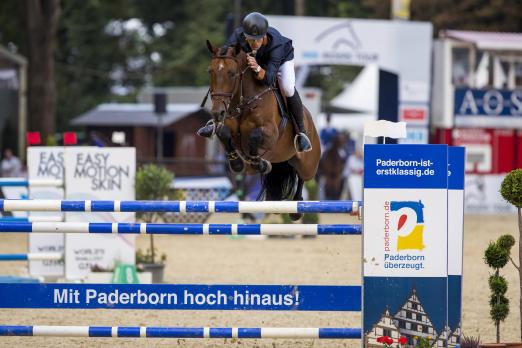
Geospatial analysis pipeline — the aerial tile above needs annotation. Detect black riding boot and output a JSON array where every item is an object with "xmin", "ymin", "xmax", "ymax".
[
  {"xmin": 197, "ymin": 119, "xmax": 216, "ymax": 138},
  {"xmin": 287, "ymin": 90, "xmax": 312, "ymax": 152}
]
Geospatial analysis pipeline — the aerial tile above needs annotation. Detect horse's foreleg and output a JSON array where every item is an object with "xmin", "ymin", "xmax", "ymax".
[
  {"xmin": 216, "ymin": 125, "xmax": 244, "ymax": 173},
  {"xmin": 248, "ymin": 128, "xmax": 271, "ymax": 174}
]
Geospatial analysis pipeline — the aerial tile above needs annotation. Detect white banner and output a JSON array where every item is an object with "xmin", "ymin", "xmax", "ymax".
[
  {"xmin": 266, "ymin": 16, "xmax": 432, "ymax": 105},
  {"xmin": 27, "ymin": 147, "xmax": 65, "ymax": 278},
  {"xmin": 64, "ymin": 147, "xmax": 136, "ymax": 280},
  {"xmin": 465, "ymin": 174, "xmax": 516, "ymax": 214}
]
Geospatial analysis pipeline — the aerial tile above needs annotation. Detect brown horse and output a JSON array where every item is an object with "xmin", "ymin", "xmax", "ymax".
[
  {"xmin": 205, "ymin": 41, "xmax": 321, "ymax": 220},
  {"xmin": 318, "ymin": 134, "xmax": 348, "ymax": 200}
]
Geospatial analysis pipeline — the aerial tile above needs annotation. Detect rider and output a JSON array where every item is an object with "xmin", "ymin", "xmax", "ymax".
[{"xmin": 197, "ymin": 12, "xmax": 312, "ymax": 153}]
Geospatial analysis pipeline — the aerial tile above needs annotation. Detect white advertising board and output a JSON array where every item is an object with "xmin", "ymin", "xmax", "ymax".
[
  {"xmin": 27, "ymin": 147, "xmax": 65, "ymax": 278},
  {"xmin": 64, "ymin": 147, "xmax": 136, "ymax": 280},
  {"xmin": 266, "ymin": 16, "xmax": 432, "ymax": 109}
]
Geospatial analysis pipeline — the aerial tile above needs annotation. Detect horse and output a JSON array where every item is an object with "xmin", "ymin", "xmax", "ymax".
[
  {"xmin": 318, "ymin": 133, "xmax": 348, "ymax": 200},
  {"xmin": 204, "ymin": 41, "xmax": 321, "ymax": 220}
]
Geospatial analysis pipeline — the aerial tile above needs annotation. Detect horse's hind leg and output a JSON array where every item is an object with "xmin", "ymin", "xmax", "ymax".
[
  {"xmin": 289, "ymin": 177, "xmax": 304, "ymax": 222},
  {"xmin": 216, "ymin": 124, "xmax": 244, "ymax": 173},
  {"xmin": 248, "ymin": 128, "xmax": 272, "ymax": 174}
]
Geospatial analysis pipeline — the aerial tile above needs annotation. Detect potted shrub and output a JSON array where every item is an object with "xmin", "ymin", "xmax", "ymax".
[
  {"xmin": 483, "ymin": 234, "xmax": 515, "ymax": 345},
  {"xmin": 135, "ymin": 164, "xmax": 177, "ymax": 283},
  {"xmin": 500, "ymin": 169, "xmax": 522, "ymax": 346},
  {"xmin": 461, "ymin": 335, "xmax": 481, "ymax": 348}
]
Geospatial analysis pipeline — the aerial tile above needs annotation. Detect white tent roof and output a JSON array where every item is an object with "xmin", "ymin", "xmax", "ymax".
[
  {"xmin": 329, "ymin": 64, "xmax": 378, "ymax": 114},
  {"xmin": 442, "ymin": 30, "xmax": 522, "ymax": 51}
]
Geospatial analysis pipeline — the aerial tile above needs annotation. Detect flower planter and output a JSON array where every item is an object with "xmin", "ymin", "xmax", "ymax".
[
  {"xmin": 138, "ymin": 263, "xmax": 165, "ymax": 283},
  {"xmin": 505, "ymin": 343, "xmax": 522, "ymax": 348},
  {"xmin": 480, "ymin": 344, "xmax": 507, "ymax": 348}
]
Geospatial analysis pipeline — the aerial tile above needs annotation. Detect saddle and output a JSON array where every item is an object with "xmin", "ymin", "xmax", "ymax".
[{"xmin": 272, "ymin": 83, "xmax": 290, "ymax": 135}]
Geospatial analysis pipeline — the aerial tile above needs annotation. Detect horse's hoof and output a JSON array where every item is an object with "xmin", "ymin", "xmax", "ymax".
[
  {"xmin": 289, "ymin": 213, "xmax": 303, "ymax": 221},
  {"xmin": 227, "ymin": 151, "xmax": 244, "ymax": 173},
  {"xmin": 260, "ymin": 160, "xmax": 272, "ymax": 174},
  {"xmin": 229, "ymin": 159, "xmax": 245, "ymax": 173},
  {"xmin": 253, "ymin": 159, "xmax": 271, "ymax": 174}
]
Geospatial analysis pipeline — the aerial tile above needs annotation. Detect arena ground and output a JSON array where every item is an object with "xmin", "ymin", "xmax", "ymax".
[{"xmin": 0, "ymin": 213, "xmax": 519, "ymax": 347}]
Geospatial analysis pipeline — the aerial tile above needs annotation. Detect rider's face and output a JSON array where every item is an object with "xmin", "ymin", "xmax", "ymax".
[{"xmin": 247, "ymin": 36, "xmax": 264, "ymax": 51}]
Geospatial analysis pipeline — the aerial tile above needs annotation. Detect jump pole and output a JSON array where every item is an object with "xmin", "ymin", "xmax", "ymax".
[
  {"xmin": 0, "ymin": 222, "xmax": 361, "ymax": 236},
  {"xmin": 0, "ymin": 199, "xmax": 360, "ymax": 215}
]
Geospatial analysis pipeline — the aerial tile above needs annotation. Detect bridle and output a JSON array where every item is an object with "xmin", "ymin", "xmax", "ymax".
[
  {"xmin": 208, "ymin": 55, "xmax": 248, "ymax": 120},
  {"xmin": 206, "ymin": 52, "xmax": 275, "ymax": 120}
]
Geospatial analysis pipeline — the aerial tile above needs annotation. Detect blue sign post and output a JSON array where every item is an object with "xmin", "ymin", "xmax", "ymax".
[
  {"xmin": 363, "ymin": 144, "xmax": 449, "ymax": 347},
  {"xmin": 448, "ymin": 146, "xmax": 465, "ymax": 345}
]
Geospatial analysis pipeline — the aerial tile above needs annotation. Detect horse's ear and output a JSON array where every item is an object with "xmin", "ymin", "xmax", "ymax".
[{"xmin": 206, "ymin": 40, "xmax": 217, "ymax": 56}]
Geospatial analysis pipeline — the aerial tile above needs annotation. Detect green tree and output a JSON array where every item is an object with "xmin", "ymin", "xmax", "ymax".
[
  {"xmin": 55, "ymin": 0, "xmax": 145, "ymax": 131},
  {"xmin": 411, "ymin": 0, "xmax": 522, "ymax": 34}
]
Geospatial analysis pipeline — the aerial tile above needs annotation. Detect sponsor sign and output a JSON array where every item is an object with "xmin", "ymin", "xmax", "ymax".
[
  {"xmin": 363, "ymin": 144, "xmax": 448, "ymax": 345},
  {"xmin": 0, "ymin": 283, "xmax": 360, "ymax": 311},
  {"xmin": 27, "ymin": 147, "xmax": 65, "ymax": 278},
  {"xmin": 455, "ymin": 88, "xmax": 522, "ymax": 128},
  {"xmin": 64, "ymin": 147, "xmax": 136, "ymax": 280},
  {"xmin": 267, "ymin": 16, "xmax": 432, "ymax": 135},
  {"xmin": 400, "ymin": 106, "xmax": 428, "ymax": 123}
]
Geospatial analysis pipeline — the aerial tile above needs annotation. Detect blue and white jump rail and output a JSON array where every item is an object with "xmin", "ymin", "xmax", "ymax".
[
  {"xmin": 0, "ymin": 216, "xmax": 63, "ymax": 223},
  {"xmin": 0, "ymin": 198, "xmax": 363, "ymax": 340},
  {"xmin": 0, "ymin": 222, "xmax": 361, "ymax": 236},
  {"xmin": 0, "ymin": 199, "xmax": 360, "ymax": 215},
  {"xmin": 0, "ymin": 178, "xmax": 63, "ymax": 187},
  {"xmin": 0, "ymin": 253, "xmax": 62, "ymax": 261},
  {"xmin": 0, "ymin": 325, "xmax": 361, "ymax": 339}
]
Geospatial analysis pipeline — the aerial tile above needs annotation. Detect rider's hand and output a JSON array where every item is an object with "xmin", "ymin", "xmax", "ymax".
[{"xmin": 247, "ymin": 55, "xmax": 259, "ymax": 71}]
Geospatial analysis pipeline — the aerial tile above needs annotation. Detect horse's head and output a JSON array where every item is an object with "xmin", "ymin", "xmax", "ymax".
[{"xmin": 206, "ymin": 40, "xmax": 244, "ymax": 121}]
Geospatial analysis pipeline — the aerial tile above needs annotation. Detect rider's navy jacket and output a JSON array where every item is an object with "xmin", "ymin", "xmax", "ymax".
[{"xmin": 224, "ymin": 26, "xmax": 294, "ymax": 86}]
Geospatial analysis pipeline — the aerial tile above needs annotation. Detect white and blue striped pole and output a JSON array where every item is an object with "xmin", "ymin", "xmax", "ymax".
[
  {"xmin": 0, "ymin": 222, "xmax": 361, "ymax": 235},
  {"xmin": 0, "ymin": 216, "xmax": 63, "ymax": 222},
  {"xmin": 0, "ymin": 179, "xmax": 63, "ymax": 187},
  {"xmin": 0, "ymin": 200, "xmax": 360, "ymax": 214},
  {"xmin": 0, "ymin": 253, "xmax": 62, "ymax": 261},
  {"xmin": 0, "ymin": 325, "xmax": 361, "ymax": 339}
]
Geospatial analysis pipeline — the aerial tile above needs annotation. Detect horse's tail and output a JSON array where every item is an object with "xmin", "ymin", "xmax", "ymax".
[{"xmin": 257, "ymin": 161, "xmax": 298, "ymax": 201}]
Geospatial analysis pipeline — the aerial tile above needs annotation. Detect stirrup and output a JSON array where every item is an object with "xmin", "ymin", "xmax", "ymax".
[{"xmin": 294, "ymin": 133, "xmax": 312, "ymax": 153}]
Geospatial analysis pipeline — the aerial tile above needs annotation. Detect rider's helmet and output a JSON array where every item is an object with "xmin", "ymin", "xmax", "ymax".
[{"xmin": 242, "ymin": 12, "xmax": 268, "ymax": 40}]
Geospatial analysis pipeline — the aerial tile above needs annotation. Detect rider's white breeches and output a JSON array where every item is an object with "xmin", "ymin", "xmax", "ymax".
[{"xmin": 277, "ymin": 60, "xmax": 295, "ymax": 97}]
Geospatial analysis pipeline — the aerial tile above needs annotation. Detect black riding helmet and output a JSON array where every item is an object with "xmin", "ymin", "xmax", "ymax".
[{"xmin": 242, "ymin": 12, "xmax": 268, "ymax": 40}]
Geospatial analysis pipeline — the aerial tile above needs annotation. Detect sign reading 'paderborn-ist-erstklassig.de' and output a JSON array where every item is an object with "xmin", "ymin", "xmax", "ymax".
[{"xmin": 363, "ymin": 144, "xmax": 448, "ymax": 346}]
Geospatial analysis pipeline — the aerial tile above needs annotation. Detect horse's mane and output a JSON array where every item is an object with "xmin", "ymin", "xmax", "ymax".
[{"xmin": 217, "ymin": 45, "xmax": 245, "ymax": 57}]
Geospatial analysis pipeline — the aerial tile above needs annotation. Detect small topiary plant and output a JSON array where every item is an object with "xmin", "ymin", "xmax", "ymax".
[
  {"xmin": 484, "ymin": 234, "xmax": 515, "ymax": 343},
  {"xmin": 135, "ymin": 164, "xmax": 174, "ymax": 264},
  {"xmin": 500, "ymin": 168, "xmax": 522, "ymax": 341}
]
